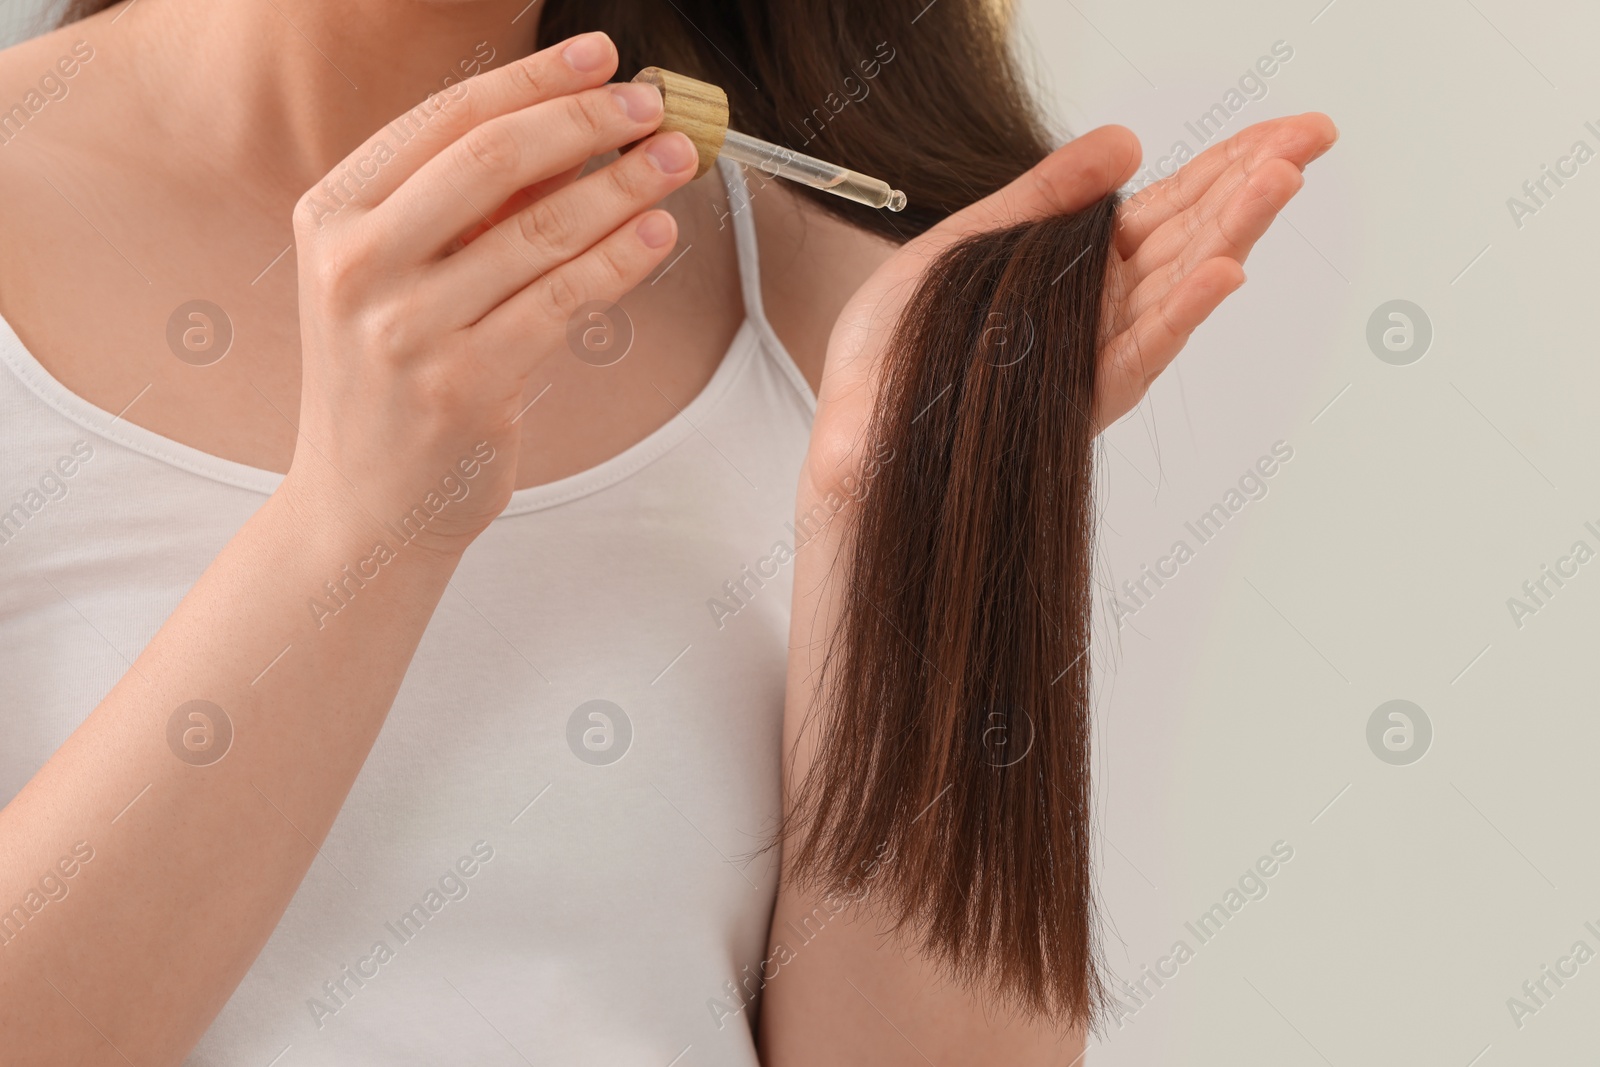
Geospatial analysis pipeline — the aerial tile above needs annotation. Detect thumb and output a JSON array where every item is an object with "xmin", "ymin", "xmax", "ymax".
[{"xmin": 916, "ymin": 125, "xmax": 1141, "ymax": 256}]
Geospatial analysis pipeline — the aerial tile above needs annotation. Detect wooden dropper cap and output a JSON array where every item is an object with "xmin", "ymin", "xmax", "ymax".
[{"xmin": 631, "ymin": 67, "xmax": 729, "ymax": 179}]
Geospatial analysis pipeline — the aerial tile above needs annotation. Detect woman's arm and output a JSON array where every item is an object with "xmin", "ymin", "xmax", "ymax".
[
  {"xmin": 0, "ymin": 33, "xmax": 700, "ymax": 1064},
  {"xmin": 0, "ymin": 484, "xmax": 465, "ymax": 1063},
  {"xmin": 760, "ymin": 114, "xmax": 1336, "ymax": 1064}
]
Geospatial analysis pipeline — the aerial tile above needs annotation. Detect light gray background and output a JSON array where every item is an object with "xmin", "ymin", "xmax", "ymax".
[
  {"xmin": 1018, "ymin": 1, "xmax": 1600, "ymax": 1063},
  {"xmin": 6, "ymin": 1, "xmax": 1593, "ymax": 1063}
]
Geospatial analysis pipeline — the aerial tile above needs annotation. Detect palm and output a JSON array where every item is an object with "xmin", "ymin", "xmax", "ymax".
[{"xmin": 806, "ymin": 114, "xmax": 1337, "ymax": 494}]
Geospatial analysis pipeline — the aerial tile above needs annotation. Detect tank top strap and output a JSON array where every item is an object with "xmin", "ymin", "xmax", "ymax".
[{"xmin": 717, "ymin": 158, "xmax": 817, "ymax": 410}]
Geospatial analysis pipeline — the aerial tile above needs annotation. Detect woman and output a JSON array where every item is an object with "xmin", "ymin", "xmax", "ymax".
[{"xmin": 0, "ymin": 0, "xmax": 1333, "ymax": 1061}]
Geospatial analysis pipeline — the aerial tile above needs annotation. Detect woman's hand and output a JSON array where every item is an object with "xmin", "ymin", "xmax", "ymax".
[
  {"xmin": 806, "ymin": 113, "xmax": 1338, "ymax": 497},
  {"xmin": 283, "ymin": 31, "xmax": 700, "ymax": 552},
  {"xmin": 1, "ymin": 35, "xmax": 709, "ymax": 1064},
  {"xmin": 762, "ymin": 113, "xmax": 1338, "ymax": 1066}
]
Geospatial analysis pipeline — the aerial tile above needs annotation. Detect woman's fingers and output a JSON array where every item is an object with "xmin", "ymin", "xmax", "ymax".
[
  {"xmin": 453, "ymin": 164, "xmax": 585, "ymax": 249},
  {"xmin": 1116, "ymin": 112, "xmax": 1336, "ymax": 258},
  {"xmin": 435, "ymin": 132, "xmax": 700, "ymax": 324},
  {"xmin": 1115, "ymin": 117, "xmax": 1298, "ymax": 253},
  {"xmin": 1094, "ymin": 257, "xmax": 1245, "ymax": 428},
  {"xmin": 297, "ymin": 32, "xmax": 622, "ymax": 223},
  {"xmin": 1122, "ymin": 157, "xmax": 1304, "ymax": 322},
  {"xmin": 1092, "ymin": 115, "xmax": 1331, "ymax": 424},
  {"xmin": 830, "ymin": 115, "xmax": 1332, "ymax": 436},
  {"xmin": 370, "ymin": 81, "xmax": 667, "ymax": 259},
  {"xmin": 830, "ymin": 125, "xmax": 1141, "ymax": 362},
  {"xmin": 470, "ymin": 208, "xmax": 680, "ymax": 355},
  {"xmin": 914, "ymin": 125, "xmax": 1142, "ymax": 258}
]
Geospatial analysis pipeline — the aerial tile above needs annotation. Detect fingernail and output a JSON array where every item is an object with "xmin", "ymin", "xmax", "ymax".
[
  {"xmin": 611, "ymin": 82, "xmax": 663, "ymax": 123},
  {"xmin": 637, "ymin": 212, "xmax": 676, "ymax": 249},
  {"xmin": 562, "ymin": 33, "xmax": 612, "ymax": 72},
  {"xmin": 646, "ymin": 132, "xmax": 698, "ymax": 174}
]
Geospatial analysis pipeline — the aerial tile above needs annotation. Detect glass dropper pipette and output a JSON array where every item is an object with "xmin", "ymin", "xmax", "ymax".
[
  {"xmin": 718, "ymin": 129, "xmax": 907, "ymax": 212},
  {"xmin": 632, "ymin": 66, "xmax": 908, "ymax": 213}
]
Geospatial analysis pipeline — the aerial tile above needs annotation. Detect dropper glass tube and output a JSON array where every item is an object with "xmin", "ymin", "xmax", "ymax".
[{"xmin": 719, "ymin": 129, "xmax": 908, "ymax": 212}]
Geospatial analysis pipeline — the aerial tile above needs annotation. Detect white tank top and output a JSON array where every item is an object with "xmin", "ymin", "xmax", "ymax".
[{"xmin": 0, "ymin": 160, "xmax": 815, "ymax": 1065}]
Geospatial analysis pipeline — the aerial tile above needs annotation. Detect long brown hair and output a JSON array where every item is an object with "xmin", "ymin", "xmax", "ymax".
[
  {"xmin": 787, "ymin": 201, "xmax": 1117, "ymax": 1023},
  {"xmin": 58, "ymin": 0, "xmax": 1114, "ymax": 1028}
]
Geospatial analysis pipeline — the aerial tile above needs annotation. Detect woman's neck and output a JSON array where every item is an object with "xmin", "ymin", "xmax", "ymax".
[{"xmin": 104, "ymin": 0, "xmax": 542, "ymax": 194}]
